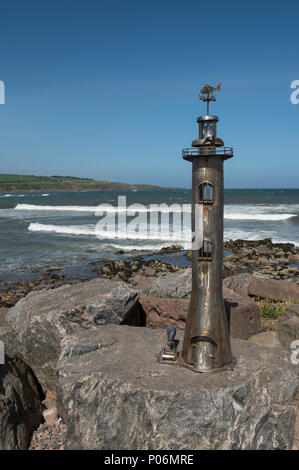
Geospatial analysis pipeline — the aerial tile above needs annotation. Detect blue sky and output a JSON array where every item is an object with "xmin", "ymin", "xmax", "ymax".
[{"xmin": 0, "ymin": 0, "xmax": 298, "ymax": 188}]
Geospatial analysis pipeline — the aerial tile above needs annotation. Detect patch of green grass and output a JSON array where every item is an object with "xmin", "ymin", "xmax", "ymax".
[{"xmin": 255, "ymin": 297, "xmax": 290, "ymax": 319}]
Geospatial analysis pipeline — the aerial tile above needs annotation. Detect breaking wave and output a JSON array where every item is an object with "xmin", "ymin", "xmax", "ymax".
[
  {"xmin": 224, "ymin": 213, "xmax": 296, "ymax": 221},
  {"xmin": 16, "ymin": 204, "xmax": 99, "ymax": 212},
  {"xmin": 27, "ymin": 222, "xmax": 191, "ymax": 245},
  {"xmin": 104, "ymin": 243, "xmax": 175, "ymax": 251},
  {"xmin": 28, "ymin": 223, "xmax": 96, "ymax": 235},
  {"xmin": 28, "ymin": 222, "xmax": 299, "ymax": 248},
  {"xmin": 16, "ymin": 203, "xmax": 298, "ymax": 221},
  {"xmin": 15, "ymin": 203, "xmax": 189, "ymax": 213}
]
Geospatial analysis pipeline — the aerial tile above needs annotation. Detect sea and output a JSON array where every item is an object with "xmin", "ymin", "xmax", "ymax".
[{"xmin": 0, "ymin": 188, "xmax": 298, "ymax": 281}]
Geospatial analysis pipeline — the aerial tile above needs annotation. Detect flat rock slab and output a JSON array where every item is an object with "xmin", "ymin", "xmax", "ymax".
[
  {"xmin": 141, "ymin": 268, "xmax": 192, "ymax": 298},
  {"xmin": 5, "ymin": 279, "xmax": 140, "ymax": 391},
  {"xmin": 248, "ymin": 278, "xmax": 299, "ymax": 302},
  {"xmin": 57, "ymin": 325, "xmax": 299, "ymax": 450}
]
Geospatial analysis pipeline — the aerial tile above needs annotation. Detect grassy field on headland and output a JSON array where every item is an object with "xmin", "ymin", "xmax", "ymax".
[{"xmin": 0, "ymin": 174, "xmax": 163, "ymax": 191}]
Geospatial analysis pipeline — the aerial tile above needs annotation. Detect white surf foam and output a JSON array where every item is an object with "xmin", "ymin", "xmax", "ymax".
[
  {"xmin": 14, "ymin": 204, "xmax": 191, "ymax": 216},
  {"xmin": 27, "ymin": 222, "xmax": 191, "ymax": 245},
  {"xmin": 104, "ymin": 243, "xmax": 174, "ymax": 251},
  {"xmin": 28, "ymin": 223, "xmax": 96, "ymax": 235},
  {"xmin": 224, "ymin": 229, "xmax": 273, "ymax": 241},
  {"xmin": 27, "ymin": 222, "xmax": 299, "ymax": 248},
  {"xmin": 16, "ymin": 204, "xmax": 98, "ymax": 212},
  {"xmin": 224, "ymin": 204, "xmax": 298, "ymax": 221},
  {"xmin": 224, "ymin": 213, "xmax": 296, "ymax": 221},
  {"xmin": 16, "ymin": 203, "xmax": 190, "ymax": 213},
  {"xmin": 16, "ymin": 203, "xmax": 298, "ymax": 221}
]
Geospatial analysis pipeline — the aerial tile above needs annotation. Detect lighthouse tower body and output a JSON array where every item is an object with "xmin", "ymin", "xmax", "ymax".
[{"xmin": 181, "ymin": 109, "xmax": 234, "ymax": 373}]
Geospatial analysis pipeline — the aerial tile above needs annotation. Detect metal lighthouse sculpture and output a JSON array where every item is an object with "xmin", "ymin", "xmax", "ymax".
[{"xmin": 159, "ymin": 83, "xmax": 235, "ymax": 373}]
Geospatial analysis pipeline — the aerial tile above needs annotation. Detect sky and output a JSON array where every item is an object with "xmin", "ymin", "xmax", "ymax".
[{"xmin": 0, "ymin": 0, "xmax": 298, "ymax": 188}]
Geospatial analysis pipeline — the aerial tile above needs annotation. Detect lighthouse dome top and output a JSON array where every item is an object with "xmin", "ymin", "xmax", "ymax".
[
  {"xmin": 182, "ymin": 83, "xmax": 233, "ymax": 161},
  {"xmin": 197, "ymin": 115, "xmax": 219, "ymax": 123}
]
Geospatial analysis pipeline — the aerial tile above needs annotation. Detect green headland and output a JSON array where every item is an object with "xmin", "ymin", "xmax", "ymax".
[{"xmin": 0, "ymin": 174, "xmax": 164, "ymax": 191}]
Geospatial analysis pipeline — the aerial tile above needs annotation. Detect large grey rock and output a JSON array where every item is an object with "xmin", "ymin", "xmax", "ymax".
[
  {"xmin": 0, "ymin": 355, "xmax": 43, "ymax": 449},
  {"xmin": 269, "ymin": 303, "xmax": 299, "ymax": 350},
  {"xmin": 249, "ymin": 304, "xmax": 299, "ymax": 350},
  {"xmin": 249, "ymin": 330, "xmax": 282, "ymax": 349},
  {"xmin": 141, "ymin": 268, "xmax": 192, "ymax": 298},
  {"xmin": 5, "ymin": 279, "xmax": 139, "ymax": 391},
  {"xmin": 57, "ymin": 325, "xmax": 298, "ymax": 450},
  {"xmin": 223, "ymin": 273, "xmax": 267, "ymax": 296},
  {"xmin": 282, "ymin": 304, "xmax": 299, "ymax": 321},
  {"xmin": 274, "ymin": 317, "xmax": 299, "ymax": 349}
]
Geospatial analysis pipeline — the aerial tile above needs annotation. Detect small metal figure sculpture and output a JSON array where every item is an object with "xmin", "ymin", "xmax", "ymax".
[{"xmin": 159, "ymin": 325, "xmax": 178, "ymax": 363}]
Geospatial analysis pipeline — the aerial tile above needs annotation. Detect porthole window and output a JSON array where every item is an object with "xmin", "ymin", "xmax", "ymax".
[
  {"xmin": 198, "ymin": 182, "xmax": 213, "ymax": 204},
  {"xmin": 198, "ymin": 240, "xmax": 212, "ymax": 260}
]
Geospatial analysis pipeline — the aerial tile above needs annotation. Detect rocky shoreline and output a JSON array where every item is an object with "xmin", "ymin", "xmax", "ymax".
[
  {"xmin": 223, "ymin": 238, "xmax": 299, "ymax": 280},
  {"xmin": 1, "ymin": 238, "xmax": 298, "ymax": 313},
  {"xmin": 0, "ymin": 237, "xmax": 299, "ymax": 450}
]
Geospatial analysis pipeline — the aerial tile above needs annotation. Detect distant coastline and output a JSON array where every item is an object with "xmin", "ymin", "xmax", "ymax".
[{"xmin": 0, "ymin": 173, "xmax": 182, "ymax": 192}]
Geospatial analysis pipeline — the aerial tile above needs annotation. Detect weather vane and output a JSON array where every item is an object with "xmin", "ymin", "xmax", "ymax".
[{"xmin": 199, "ymin": 82, "xmax": 221, "ymax": 115}]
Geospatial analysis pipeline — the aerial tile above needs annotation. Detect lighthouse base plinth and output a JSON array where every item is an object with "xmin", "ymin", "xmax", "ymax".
[{"xmin": 177, "ymin": 354, "xmax": 236, "ymax": 374}]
